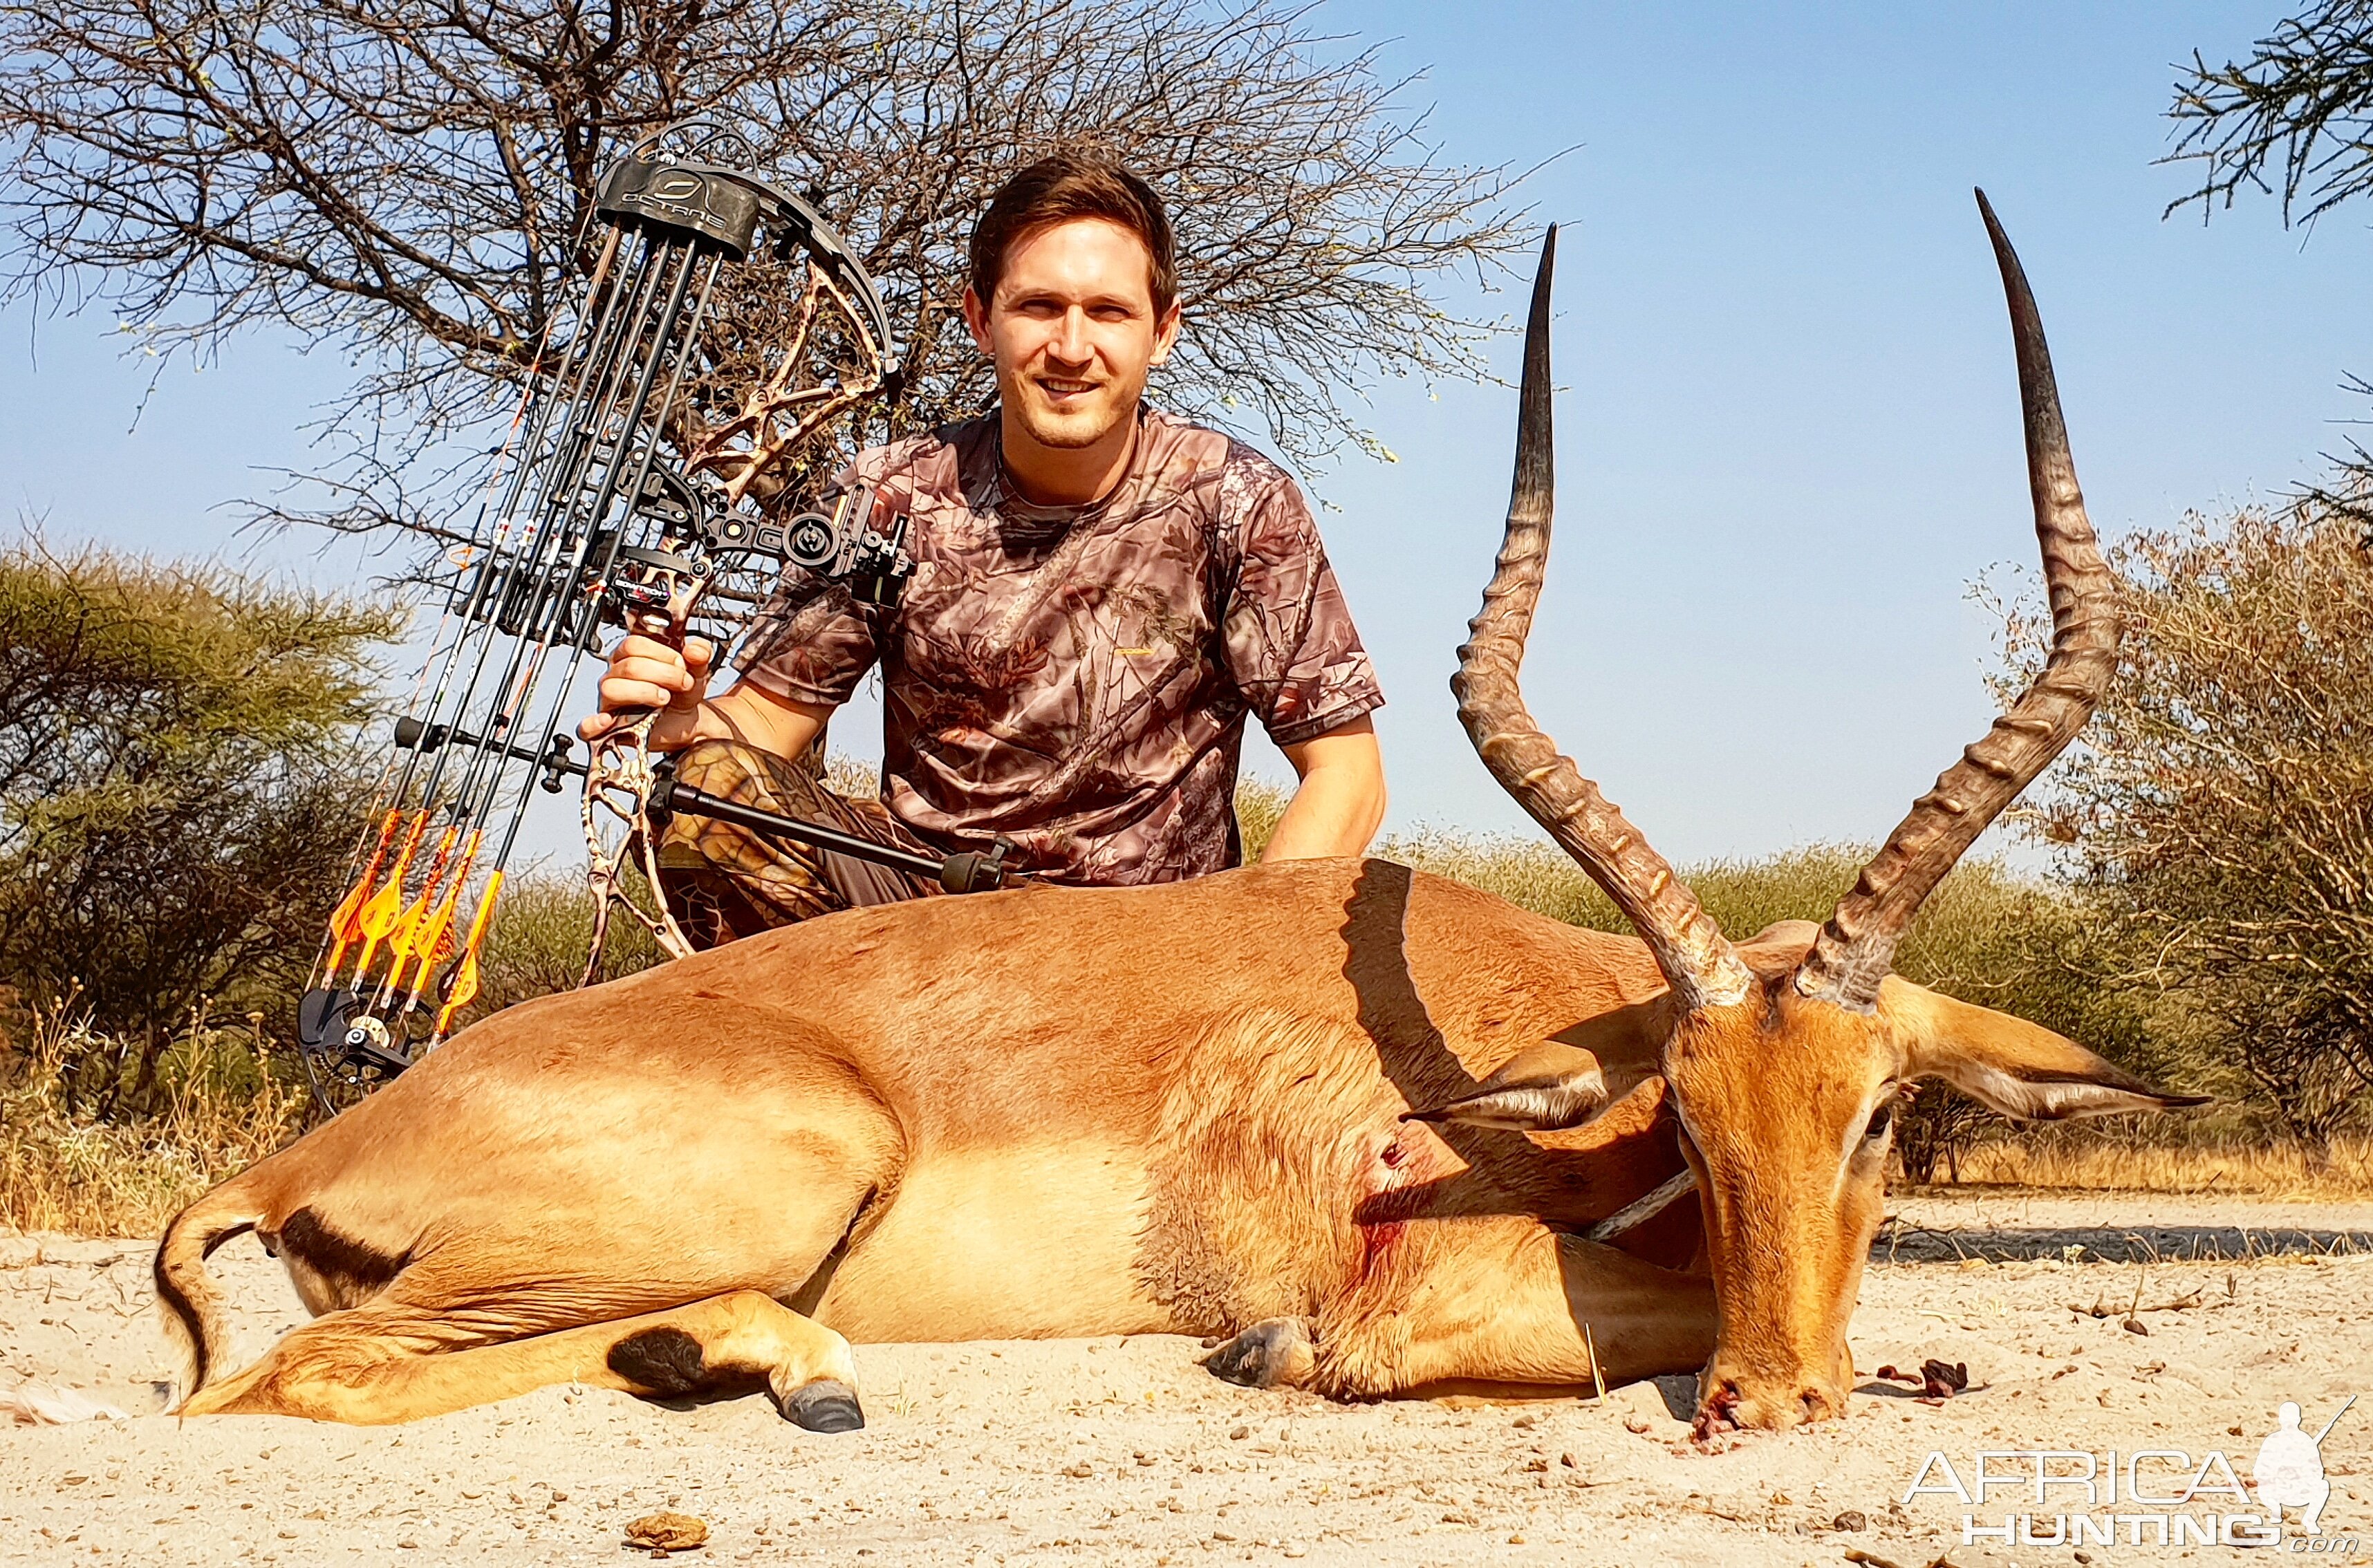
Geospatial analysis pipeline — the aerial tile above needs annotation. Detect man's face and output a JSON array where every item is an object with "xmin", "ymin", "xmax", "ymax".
[{"xmin": 965, "ymin": 217, "xmax": 1182, "ymax": 452}]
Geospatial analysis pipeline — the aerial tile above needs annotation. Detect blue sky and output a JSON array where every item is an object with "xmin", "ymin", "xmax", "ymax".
[{"xmin": 2, "ymin": 2, "xmax": 2363, "ymax": 864}]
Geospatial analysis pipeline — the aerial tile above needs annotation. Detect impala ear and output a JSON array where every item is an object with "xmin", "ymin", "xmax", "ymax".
[
  {"xmin": 1404, "ymin": 1041, "xmax": 1610, "ymax": 1132},
  {"xmin": 1883, "ymin": 978, "xmax": 2211, "ymax": 1121},
  {"xmin": 1735, "ymin": 918, "xmax": 1821, "ymax": 975}
]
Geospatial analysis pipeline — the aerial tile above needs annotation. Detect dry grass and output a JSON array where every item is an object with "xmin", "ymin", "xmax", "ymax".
[
  {"xmin": 1946, "ymin": 1132, "xmax": 2373, "ymax": 1198},
  {"xmin": 7, "ymin": 776, "xmax": 2364, "ymax": 1237},
  {"xmin": 0, "ymin": 1005, "xmax": 304, "ymax": 1237}
]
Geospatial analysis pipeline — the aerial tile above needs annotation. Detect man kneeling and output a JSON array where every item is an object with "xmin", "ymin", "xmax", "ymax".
[{"xmin": 581, "ymin": 154, "xmax": 1387, "ymax": 942}]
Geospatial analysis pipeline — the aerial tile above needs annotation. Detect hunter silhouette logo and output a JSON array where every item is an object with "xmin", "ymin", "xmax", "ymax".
[
  {"xmin": 1901, "ymin": 1394, "xmax": 2362, "ymax": 1548},
  {"xmin": 2255, "ymin": 1396, "xmax": 2354, "ymax": 1534}
]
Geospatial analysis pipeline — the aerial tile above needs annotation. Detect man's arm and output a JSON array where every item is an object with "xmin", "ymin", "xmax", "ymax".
[
  {"xmin": 580, "ymin": 632, "xmax": 832, "ymax": 761},
  {"xmin": 685, "ymin": 681, "xmax": 832, "ymax": 760},
  {"xmin": 1262, "ymin": 714, "xmax": 1386, "ymax": 863}
]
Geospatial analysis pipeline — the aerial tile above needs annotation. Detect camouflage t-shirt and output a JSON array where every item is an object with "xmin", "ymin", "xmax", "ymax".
[{"xmin": 733, "ymin": 409, "xmax": 1384, "ymax": 885}]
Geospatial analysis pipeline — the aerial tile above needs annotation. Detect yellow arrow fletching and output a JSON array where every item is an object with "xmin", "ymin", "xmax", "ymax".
[
  {"xmin": 434, "ymin": 951, "xmax": 483, "ymax": 1042},
  {"xmin": 401, "ymin": 883, "xmax": 467, "ymax": 1003},
  {"xmin": 398, "ymin": 833, "xmax": 481, "ymax": 1009},
  {"xmin": 384, "ymin": 827, "xmax": 460, "ymax": 986},
  {"xmin": 434, "ymin": 869, "xmax": 505, "ymax": 1039}
]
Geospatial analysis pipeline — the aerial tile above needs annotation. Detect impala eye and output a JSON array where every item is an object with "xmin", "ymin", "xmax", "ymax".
[{"xmin": 1863, "ymin": 1100, "xmax": 1894, "ymax": 1141}]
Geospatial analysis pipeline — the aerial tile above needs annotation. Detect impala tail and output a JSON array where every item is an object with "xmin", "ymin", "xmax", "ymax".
[{"xmin": 155, "ymin": 1171, "xmax": 274, "ymax": 1400}]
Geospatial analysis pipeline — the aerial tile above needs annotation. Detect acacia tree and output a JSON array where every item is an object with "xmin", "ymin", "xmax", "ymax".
[
  {"xmin": 0, "ymin": 541, "xmax": 396, "ymax": 1103},
  {"xmin": 0, "ymin": 0, "xmax": 1528, "ymax": 553},
  {"xmin": 2170, "ymin": 2, "xmax": 2373, "ymax": 502},
  {"xmin": 2130, "ymin": 11, "xmax": 2373, "ymax": 1144},
  {"xmin": 2002, "ymin": 507, "xmax": 2373, "ymax": 1149}
]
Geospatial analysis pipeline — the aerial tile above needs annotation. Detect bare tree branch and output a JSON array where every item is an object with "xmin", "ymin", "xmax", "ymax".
[
  {"xmin": 0, "ymin": 0, "xmax": 1531, "ymax": 561},
  {"xmin": 2166, "ymin": 1, "xmax": 2373, "ymax": 226}
]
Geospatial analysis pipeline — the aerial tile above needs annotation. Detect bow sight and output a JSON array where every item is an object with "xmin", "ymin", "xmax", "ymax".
[{"xmin": 297, "ymin": 123, "xmax": 995, "ymax": 1112}]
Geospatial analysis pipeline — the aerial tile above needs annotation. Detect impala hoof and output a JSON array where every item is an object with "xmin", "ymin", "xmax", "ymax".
[
  {"xmin": 1202, "ymin": 1318, "xmax": 1316, "ymax": 1390},
  {"xmin": 787, "ymin": 1379, "xmax": 864, "ymax": 1433}
]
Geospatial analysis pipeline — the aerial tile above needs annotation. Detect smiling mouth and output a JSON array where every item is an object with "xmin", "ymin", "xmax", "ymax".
[{"xmin": 1035, "ymin": 377, "xmax": 1099, "ymax": 399}]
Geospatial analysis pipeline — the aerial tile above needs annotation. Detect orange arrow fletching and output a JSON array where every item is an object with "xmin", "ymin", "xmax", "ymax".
[
  {"xmin": 351, "ymin": 810, "xmax": 430, "ymax": 984},
  {"xmin": 325, "ymin": 808, "xmax": 401, "ymax": 975},
  {"xmin": 384, "ymin": 826, "xmax": 461, "ymax": 987},
  {"xmin": 399, "ymin": 833, "xmax": 481, "ymax": 1010}
]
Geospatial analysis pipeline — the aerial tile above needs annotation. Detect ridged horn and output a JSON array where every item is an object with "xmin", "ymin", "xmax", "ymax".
[
  {"xmin": 1452, "ymin": 227, "xmax": 1754, "ymax": 1014},
  {"xmin": 1795, "ymin": 190, "xmax": 2121, "ymax": 1011}
]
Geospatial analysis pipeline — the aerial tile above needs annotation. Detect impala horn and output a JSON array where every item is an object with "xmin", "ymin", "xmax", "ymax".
[
  {"xmin": 1794, "ymin": 192, "xmax": 2121, "ymax": 1011},
  {"xmin": 1452, "ymin": 227, "xmax": 1754, "ymax": 1013}
]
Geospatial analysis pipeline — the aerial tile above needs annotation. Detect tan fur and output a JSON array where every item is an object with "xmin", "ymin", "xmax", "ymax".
[
  {"xmin": 156, "ymin": 857, "xmax": 2173, "ymax": 1428},
  {"xmin": 1654, "ymin": 924, "xmax": 2198, "ymax": 1433}
]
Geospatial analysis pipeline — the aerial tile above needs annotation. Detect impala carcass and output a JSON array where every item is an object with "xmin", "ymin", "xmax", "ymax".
[{"xmin": 156, "ymin": 192, "xmax": 2201, "ymax": 1435}]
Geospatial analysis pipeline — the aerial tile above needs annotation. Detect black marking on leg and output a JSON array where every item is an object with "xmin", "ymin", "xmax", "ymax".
[
  {"xmin": 607, "ymin": 1327, "xmax": 708, "ymax": 1397},
  {"xmin": 275, "ymin": 1207, "xmax": 409, "ymax": 1296}
]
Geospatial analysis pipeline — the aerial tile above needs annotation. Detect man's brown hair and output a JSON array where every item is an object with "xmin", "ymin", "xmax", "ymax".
[{"xmin": 967, "ymin": 153, "xmax": 1178, "ymax": 316}]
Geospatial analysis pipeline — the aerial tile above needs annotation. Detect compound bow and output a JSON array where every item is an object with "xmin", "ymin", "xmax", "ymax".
[{"xmin": 297, "ymin": 122, "xmax": 1012, "ymax": 1114}]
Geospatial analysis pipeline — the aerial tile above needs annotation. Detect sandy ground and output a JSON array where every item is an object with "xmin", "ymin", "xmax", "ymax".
[{"xmin": 6, "ymin": 1193, "xmax": 2373, "ymax": 1566}]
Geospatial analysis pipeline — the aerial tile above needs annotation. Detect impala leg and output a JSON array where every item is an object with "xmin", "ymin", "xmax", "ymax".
[
  {"xmin": 178, "ymin": 1289, "xmax": 864, "ymax": 1430},
  {"xmin": 1202, "ymin": 1316, "xmax": 1316, "ymax": 1389},
  {"xmin": 1299, "ymin": 1216, "xmax": 1715, "ymax": 1399}
]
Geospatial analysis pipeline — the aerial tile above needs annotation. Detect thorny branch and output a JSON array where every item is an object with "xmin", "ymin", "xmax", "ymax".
[
  {"xmin": 2166, "ymin": 1, "xmax": 2373, "ymax": 227},
  {"xmin": 0, "ymin": 0, "xmax": 1532, "ymax": 577}
]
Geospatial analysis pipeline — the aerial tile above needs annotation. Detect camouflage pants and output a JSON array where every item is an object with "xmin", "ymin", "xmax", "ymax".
[{"xmin": 655, "ymin": 739, "xmax": 941, "ymax": 949}]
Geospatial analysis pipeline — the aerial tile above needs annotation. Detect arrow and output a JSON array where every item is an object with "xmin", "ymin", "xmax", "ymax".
[
  {"xmin": 378, "ymin": 825, "xmax": 461, "ymax": 1002},
  {"xmin": 324, "ymin": 808, "xmax": 401, "ymax": 976},
  {"xmin": 397, "ymin": 832, "xmax": 483, "ymax": 1013},
  {"xmin": 432, "ymin": 870, "xmax": 506, "ymax": 1043},
  {"xmin": 348, "ymin": 810, "xmax": 430, "ymax": 987}
]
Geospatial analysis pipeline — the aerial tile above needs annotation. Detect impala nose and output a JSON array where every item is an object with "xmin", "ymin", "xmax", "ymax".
[{"xmin": 1691, "ymin": 1374, "xmax": 1847, "ymax": 1435}]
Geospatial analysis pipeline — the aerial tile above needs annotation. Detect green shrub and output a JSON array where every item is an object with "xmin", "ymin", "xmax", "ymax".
[{"xmin": 0, "ymin": 541, "xmax": 397, "ymax": 1109}]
